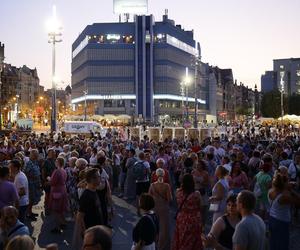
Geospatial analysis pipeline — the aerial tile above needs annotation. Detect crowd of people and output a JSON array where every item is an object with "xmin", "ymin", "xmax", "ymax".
[{"xmin": 0, "ymin": 123, "xmax": 299, "ymax": 250}]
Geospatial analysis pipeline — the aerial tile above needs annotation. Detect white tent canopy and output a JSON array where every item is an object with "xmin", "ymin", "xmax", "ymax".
[{"xmin": 282, "ymin": 114, "xmax": 300, "ymax": 121}]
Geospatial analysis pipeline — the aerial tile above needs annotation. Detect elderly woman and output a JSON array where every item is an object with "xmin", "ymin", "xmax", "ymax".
[
  {"xmin": 151, "ymin": 158, "xmax": 170, "ymax": 184},
  {"xmin": 75, "ymin": 158, "xmax": 88, "ymax": 172},
  {"xmin": 24, "ymin": 149, "xmax": 42, "ymax": 220},
  {"xmin": 149, "ymin": 168, "xmax": 172, "ymax": 250}
]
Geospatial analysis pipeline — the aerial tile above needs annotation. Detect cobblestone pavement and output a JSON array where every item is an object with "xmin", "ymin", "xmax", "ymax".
[{"xmin": 30, "ymin": 196, "xmax": 300, "ymax": 250}]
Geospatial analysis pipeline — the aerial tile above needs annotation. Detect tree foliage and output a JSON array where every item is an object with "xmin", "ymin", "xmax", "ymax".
[
  {"xmin": 261, "ymin": 90, "xmax": 288, "ymax": 118},
  {"xmin": 261, "ymin": 90, "xmax": 300, "ymax": 118},
  {"xmin": 288, "ymin": 94, "xmax": 300, "ymax": 115}
]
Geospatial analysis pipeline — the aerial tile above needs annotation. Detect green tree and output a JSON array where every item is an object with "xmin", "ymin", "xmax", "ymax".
[
  {"xmin": 236, "ymin": 106, "xmax": 252, "ymax": 116},
  {"xmin": 261, "ymin": 90, "xmax": 288, "ymax": 118},
  {"xmin": 288, "ymin": 94, "xmax": 300, "ymax": 115}
]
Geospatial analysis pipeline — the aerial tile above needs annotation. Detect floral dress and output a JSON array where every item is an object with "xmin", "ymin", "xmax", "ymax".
[
  {"xmin": 24, "ymin": 160, "xmax": 42, "ymax": 205},
  {"xmin": 65, "ymin": 167, "xmax": 79, "ymax": 213},
  {"xmin": 172, "ymin": 189, "xmax": 203, "ymax": 250}
]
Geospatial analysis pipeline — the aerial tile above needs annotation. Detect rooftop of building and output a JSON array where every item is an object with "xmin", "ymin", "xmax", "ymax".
[
  {"xmin": 72, "ymin": 14, "xmax": 195, "ymax": 49},
  {"xmin": 273, "ymin": 57, "xmax": 300, "ymax": 62},
  {"xmin": 2, "ymin": 63, "xmax": 39, "ymax": 79}
]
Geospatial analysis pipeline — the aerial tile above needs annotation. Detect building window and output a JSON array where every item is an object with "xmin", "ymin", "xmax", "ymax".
[
  {"xmin": 88, "ymin": 34, "xmax": 134, "ymax": 45},
  {"xmin": 130, "ymin": 100, "xmax": 136, "ymax": 107},
  {"xmin": 104, "ymin": 100, "xmax": 112, "ymax": 107},
  {"xmin": 117, "ymin": 100, "xmax": 125, "ymax": 107},
  {"xmin": 123, "ymin": 35, "xmax": 134, "ymax": 43},
  {"xmin": 154, "ymin": 33, "xmax": 166, "ymax": 43}
]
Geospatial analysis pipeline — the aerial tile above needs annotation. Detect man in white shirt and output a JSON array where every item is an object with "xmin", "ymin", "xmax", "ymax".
[{"xmin": 9, "ymin": 160, "xmax": 29, "ymax": 223}]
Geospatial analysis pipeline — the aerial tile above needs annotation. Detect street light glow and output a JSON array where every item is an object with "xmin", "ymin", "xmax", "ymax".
[
  {"xmin": 183, "ymin": 67, "xmax": 191, "ymax": 85},
  {"xmin": 47, "ymin": 5, "xmax": 63, "ymax": 133},
  {"xmin": 53, "ymin": 75, "xmax": 61, "ymax": 84},
  {"xmin": 46, "ymin": 5, "xmax": 62, "ymax": 34}
]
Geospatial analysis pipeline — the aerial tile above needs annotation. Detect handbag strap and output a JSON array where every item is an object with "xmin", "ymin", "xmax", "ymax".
[{"xmin": 175, "ymin": 193, "xmax": 190, "ymax": 219}]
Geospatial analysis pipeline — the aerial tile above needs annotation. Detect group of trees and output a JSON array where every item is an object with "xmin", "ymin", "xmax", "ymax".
[{"xmin": 261, "ymin": 90, "xmax": 300, "ymax": 118}]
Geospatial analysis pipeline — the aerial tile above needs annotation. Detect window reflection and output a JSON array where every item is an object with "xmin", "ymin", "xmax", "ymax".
[{"xmin": 88, "ymin": 34, "xmax": 135, "ymax": 44}]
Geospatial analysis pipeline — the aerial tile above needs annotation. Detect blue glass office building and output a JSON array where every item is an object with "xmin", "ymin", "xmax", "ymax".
[{"xmin": 71, "ymin": 14, "xmax": 208, "ymax": 122}]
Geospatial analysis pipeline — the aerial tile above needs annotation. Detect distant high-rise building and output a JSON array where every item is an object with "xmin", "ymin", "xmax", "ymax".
[
  {"xmin": 261, "ymin": 71, "xmax": 276, "ymax": 93},
  {"xmin": 71, "ymin": 14, "xmax": 208, "ymax": 123},
  {"xmin": 273, "ymin": 58, "xmax": 300, "ymax": 95},
  {"xmin": 261, "ymin": 58, "xmax": 300, "ymax": 95}
]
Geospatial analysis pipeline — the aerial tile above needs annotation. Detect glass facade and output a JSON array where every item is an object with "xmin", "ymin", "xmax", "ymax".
[{"xmin": 71, "ymin": 15, "xmax": 209, "ymax": 121}]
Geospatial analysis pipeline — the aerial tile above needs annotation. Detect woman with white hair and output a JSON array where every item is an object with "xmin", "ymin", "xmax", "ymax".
[
  {"xmin": 75, "ymin": 158, "xmax": 88, "ymax": 172},
  {"xmin": 149, "ymin": 168, "xmax": 172, "ymax": 250}
]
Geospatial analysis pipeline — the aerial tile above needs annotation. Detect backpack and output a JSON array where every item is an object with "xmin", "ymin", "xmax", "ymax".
[{"xmin": 133, "ymin": 161, "xmax": 146, "ymax": 181}]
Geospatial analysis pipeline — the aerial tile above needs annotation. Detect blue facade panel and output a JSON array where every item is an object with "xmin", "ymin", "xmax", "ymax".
[{"xmin": 71, "ymin": 15, "xmax": 208, "ymax": 119}]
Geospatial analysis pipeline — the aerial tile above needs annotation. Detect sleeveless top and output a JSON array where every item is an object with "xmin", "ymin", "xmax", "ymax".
[
  {"xmin": 269, "ymin": 193, "xmax": 291, "ymax": 223},
  {"xmin": 218, "ymin": 215, "xmax": 235, "ymax": 250},
  {"xmin": 212, "ymin": 178, "xmax": 229, "ymax": 213}
]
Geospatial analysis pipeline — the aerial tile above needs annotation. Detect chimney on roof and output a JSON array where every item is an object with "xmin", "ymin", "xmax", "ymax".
[{"xmin": 163, "ymin": 9, "xmax": 169, "ymax": 22}]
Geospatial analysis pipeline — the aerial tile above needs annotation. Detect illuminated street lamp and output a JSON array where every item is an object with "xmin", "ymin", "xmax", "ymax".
[
  {"xmin": 279, "ymin": 70, "xmax": 285, "ymax": 124},
  {"xmin": 0, "ymin": 42, "xmax": 4, "ymax": 130},
  {"xmin": 47, "ymin": 5, "xmax": 62, "ymax": 133},
  {"xmin": 183, "ymin": 67, "xmax": 191, "ymax": 122},
  {"xmin": 83, "ymin": 90, "xmax": 88, "ymax": 121},
  {"xmin": 15, "ymin": 94, "xmax": 19, "ymax": 120}
]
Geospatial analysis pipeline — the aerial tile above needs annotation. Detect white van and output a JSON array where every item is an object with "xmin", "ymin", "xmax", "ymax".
[{"xmin": 62, "ymin": 121, "xmax": 103, "ymax": 135}]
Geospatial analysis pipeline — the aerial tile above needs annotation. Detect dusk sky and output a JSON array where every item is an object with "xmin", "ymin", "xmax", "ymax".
[{"xmin": 1, "ymin": 0, "xmax": 299, "ymax": 90}]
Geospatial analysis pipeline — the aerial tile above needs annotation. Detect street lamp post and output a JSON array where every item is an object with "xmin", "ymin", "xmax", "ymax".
[
  {"xmin": 47, "ymin": 5, "xmax": 62, "ymax": 133},
  {"xmin": 280, "ymin": 71, "xmax": 285, "ymax": 124},
  {"xmin": 15, "ymin": 95, "xmax": 19, "ymax": 121},
  {"xmin": 83, "ymin": 90, "xmax": 88, "ymax": 121},
  {"xmin": 181, "ymin": 82, "xmax": 185, "ymax": 124},
  {"xmin": 185, "ymin": 67, "xmax": 190, "ymax": 122},
  {"xmin": 0, "ymin": 42, "xmax": 5, "ymax": 131},
  {"xmin": 193, "ymin": 56, "xmax": 199, "ymax": 128}
]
